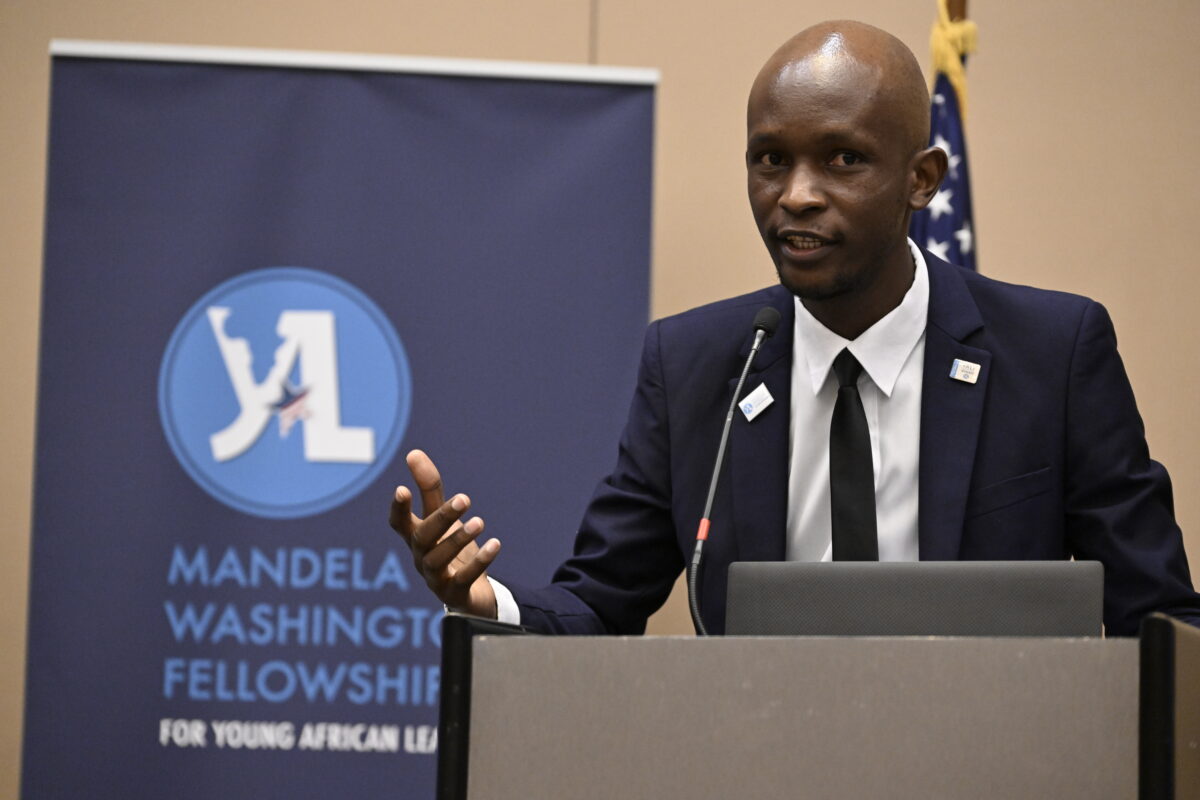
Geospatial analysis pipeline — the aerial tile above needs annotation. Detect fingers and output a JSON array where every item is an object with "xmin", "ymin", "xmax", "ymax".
[
  {"xmin": 406, "ymin": 449, "xmax": 446, "ymax": 517},
  {"xmin": 412, "ymin": 492, "xmax": 473, "ymax": 551},
  {"xmin": 389, "ymin": 486, "xmax": 415, "ymax": 542},
  {"xmin": 392, "ymin": 486, "xmax": 480, "ymax": 558},
  {"xmin": 422, "ymin": 516, "xmax": 485, "ymax": 574},
  {"xmin": 391, "ymin": 450, "xmax": 499, "ymax": 606},
  {"xmin": 451, "ymin": 538, "xmax": 501, "ymax": 589}
]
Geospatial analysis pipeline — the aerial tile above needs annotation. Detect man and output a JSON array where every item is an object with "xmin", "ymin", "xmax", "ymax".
[{"xmin": 389, "ymin": 21, "xmax": 1200, "ymax": 636}]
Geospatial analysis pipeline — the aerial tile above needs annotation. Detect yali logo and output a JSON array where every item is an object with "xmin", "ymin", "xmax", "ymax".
[
  {"xmin": 206, "ymin": 306, "xmax": 374, "ymax": 463},
  {"xmin": 159, "ymin": 268, "xmax": 411, "ymax": 518}
]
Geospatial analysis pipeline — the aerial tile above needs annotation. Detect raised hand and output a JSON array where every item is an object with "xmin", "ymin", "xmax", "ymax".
[{"xmin": 388, "ymin": 449, "xmax": 500, "ymax": 618}]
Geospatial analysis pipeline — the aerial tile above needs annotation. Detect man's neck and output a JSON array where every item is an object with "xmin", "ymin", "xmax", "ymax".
[{"xmin": 800, "ymin": 243, "xmax": 917, "ymax": 340}]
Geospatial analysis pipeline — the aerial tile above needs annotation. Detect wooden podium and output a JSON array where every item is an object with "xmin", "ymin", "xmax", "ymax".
[{"xmin": 437, "ymin": 614, "xmax": 1198, "ymax": 799}]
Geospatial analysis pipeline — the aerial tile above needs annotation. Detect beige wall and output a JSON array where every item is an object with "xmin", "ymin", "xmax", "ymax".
[{"xmin": 3, "ymin": 0, "xmax": 1198, "ymax": 794}]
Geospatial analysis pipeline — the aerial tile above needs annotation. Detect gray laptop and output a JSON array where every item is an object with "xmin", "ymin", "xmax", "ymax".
[{"xmin": 725, "ymin": 561, "xmax": 1104, "ymax": 636}]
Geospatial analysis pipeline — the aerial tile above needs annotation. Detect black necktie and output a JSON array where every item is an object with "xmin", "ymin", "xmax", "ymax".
[{"xmin": 830, "ymin": 349, "xmax": 878, "ymax": 560}]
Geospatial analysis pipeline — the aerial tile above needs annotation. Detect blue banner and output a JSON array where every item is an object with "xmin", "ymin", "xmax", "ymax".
[{"xmin": 25, "ymin": 50, "xmax": 652, "ymax": 798}]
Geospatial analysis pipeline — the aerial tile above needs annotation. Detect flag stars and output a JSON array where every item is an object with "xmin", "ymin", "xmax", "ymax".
[
  {"xmin": 911, "ymin": 77, "xmax": 975, "ymax": 270},
  {"xmin": 954, "ymin": 221, "xmax": 973, "ymax": 255},
  {"xmin": 934, "ymin": 133, "xmax": 962, "ymax": 180},
  {"xmin": 928, "ymin": 188, "xmax": 954, "ymax": 221},
  {"xmin": 926, "ymin": 238, "xmax": 951, "ymax": 261}
]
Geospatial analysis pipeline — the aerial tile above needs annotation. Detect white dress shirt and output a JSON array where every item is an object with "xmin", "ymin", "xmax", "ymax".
[
  {"xmin": 786, "ymin": 240, "xmax": 927, "ymax": 563},
  {"xmin": 490, "ymin": 240, "xmax": 930, "ymax": 624}
]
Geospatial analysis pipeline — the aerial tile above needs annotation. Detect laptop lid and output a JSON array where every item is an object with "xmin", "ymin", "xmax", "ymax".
[{"xmin": 725, "ymin": 561, "xmax": 1104, "ymax": 637}]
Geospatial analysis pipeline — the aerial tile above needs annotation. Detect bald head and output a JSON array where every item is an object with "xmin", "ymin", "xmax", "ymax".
[
  {"xmin": 751, "ymin": 20, "xmax": 930, "ymax": 156},
  {"xmin": 744, "ymin": 20, "xmax": 947, "ymax": 336}
]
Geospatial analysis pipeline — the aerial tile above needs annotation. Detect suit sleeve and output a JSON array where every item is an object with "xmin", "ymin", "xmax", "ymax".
[
  {"xmin": 1063, "ymin": 301, "xmax": 1200, "ymax": 634},
  {"xmin": 503, "ymin": 320, "xmax": 684, "ymax": 634}
]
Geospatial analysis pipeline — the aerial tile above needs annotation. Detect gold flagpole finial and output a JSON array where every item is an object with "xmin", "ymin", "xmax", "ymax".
[{"xmin": 930, "ymin": 0, "xmax": 978, "ymax": 117}]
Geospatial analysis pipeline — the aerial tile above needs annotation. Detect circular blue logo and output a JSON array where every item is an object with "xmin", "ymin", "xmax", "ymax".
[{"xmin": 159, "ymin": 268, "xmax": 411, "ymax": 519}]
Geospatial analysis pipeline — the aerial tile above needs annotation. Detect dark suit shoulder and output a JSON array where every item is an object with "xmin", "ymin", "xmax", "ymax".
[
  {"xmin": 928, "ymin": 255, "xmax": 1101, "ymax": 347},
  {"xmin": 955, "ymin": 262, "xmax": 1099, "ymax": 326}
]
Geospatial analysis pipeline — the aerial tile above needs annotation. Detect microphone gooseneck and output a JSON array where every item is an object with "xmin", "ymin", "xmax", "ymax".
[{"xmin": 688, "ymin": 306, "xmax": 780, "ymax": 636}]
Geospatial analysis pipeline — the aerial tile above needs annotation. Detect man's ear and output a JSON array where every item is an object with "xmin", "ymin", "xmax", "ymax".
[{"xmin": 908, "ymin": 146, "xmax": 948, "ymax": 210}]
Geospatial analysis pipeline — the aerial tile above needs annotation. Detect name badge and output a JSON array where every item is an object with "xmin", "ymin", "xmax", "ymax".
[
  {"xmin": 739, "ymin": 383, "xmax": 774, "ymax": 421},
  {"xmin": 949, "ymin": 359, "xmax": 981, "ymax": 384}
]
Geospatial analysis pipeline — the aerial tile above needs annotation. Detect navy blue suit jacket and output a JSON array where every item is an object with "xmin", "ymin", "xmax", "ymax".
[{"xmin": 507, "ymin": 254, "xmax": 1200, "ymax": 636}]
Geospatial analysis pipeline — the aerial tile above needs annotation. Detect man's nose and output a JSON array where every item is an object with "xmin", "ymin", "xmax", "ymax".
[{"xmin": 779, "ymin": 166, "xmax": 825, "ymax": 214}]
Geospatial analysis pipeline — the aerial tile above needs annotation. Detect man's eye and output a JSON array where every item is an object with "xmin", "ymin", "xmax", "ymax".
[
  {"xmin": 830, "ymin": 152, "xmax": 862, "ymax": 166},
  {"xmin": 758, "ymin": 153, "xmax": 785, "ymax": 167}
]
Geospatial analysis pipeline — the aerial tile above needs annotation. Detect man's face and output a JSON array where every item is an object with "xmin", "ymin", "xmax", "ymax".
[{"xmin": 747, "ymin": 57, "xmax": 916, "ymax": 302}]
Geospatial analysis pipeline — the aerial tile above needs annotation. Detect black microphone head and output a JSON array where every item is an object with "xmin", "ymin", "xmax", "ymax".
[{"xmin": 753, "ymin": 307, "xmax": 781, "ymax": 338}]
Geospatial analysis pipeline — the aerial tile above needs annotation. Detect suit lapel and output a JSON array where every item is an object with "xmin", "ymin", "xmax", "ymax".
[
  {"xmin": 918, "ymin": 256, "xmax": 990, "ymax": 559},
  {"xmin": 728, "ymin": 289, "xmax": 794, "ymax": 562},
  {"xmin": 720, "ymin": 260, "xmax": 990, "ymax": 563}
]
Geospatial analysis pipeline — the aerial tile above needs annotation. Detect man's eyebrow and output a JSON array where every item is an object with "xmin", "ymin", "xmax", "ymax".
[
  {"xmin": 814, "ymin": 131, "xmax": 876, "ymax": 151},
  {"xmin": 746, "ymin": 132, "xmax": 780, "ymax": 149},
  {"xmin": 747, "ymin": 127, "xmax": 876, "ymax": 149}
]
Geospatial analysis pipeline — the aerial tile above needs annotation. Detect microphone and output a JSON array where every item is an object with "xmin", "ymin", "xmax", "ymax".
[{"xmin": 688, "ymin": 306, "xmax": 781, "ymax": 636}]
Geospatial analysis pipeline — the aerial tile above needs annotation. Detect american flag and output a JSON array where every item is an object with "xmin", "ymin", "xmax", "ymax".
[{"xmin": 910, "ymin": 71, "xmax": 976, "ymax": 271}]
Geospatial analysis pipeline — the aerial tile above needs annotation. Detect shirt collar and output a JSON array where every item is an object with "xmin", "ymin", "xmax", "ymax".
[{"xmin": 793, "ymin": 239, "xmax": 930, "ymax": 397}]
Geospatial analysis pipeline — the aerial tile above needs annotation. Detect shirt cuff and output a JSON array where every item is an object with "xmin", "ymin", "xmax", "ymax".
[{"xmin": 489, "ymin": 577, "xmax": 521, "ymax": 626}]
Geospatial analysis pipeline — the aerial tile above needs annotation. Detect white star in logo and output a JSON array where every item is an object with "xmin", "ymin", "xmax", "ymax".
[
  {"xmin": 954, "ymin": 221, "xmax": 973, "ymax": 255},
  {"xmin": 928, "ymin": 188, "xmax": 954, "ymax": 221},
  {"xmin": 934, "ymin": 134, "xmax": 962, "ymax": 180},
  {"xmin": 926, "ymin": 238, "xmax": 951, "ymax": 261}
]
